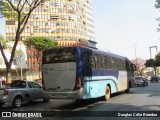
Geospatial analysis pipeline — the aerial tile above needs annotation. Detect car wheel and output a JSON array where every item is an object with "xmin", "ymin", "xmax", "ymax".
[
  {"xmin": 43, "ymin": 98, "xmax": 50, "ymax": 102},
  {"xmin": 12, "ymin": 97, "xmax": 22, "ymax": 108},
  {"xmin": 0, "ymin": 103, "xmax": 4, "ymax": 107},
  {"xmin": 105, "ymin": 86, "xmax": 110, "ymax": 101}
]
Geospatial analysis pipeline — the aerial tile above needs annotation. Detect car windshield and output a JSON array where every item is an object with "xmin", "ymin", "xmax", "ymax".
[{"xmin": 135, "ymin": 77, "xmax": 142, "ymax": 80}]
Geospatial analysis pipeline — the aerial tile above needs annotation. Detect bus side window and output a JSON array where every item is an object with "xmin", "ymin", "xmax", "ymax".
[
  {"xmin": 98, "ymin": 55, "xmax": 101, "ymax": 69},
  {"xmin": 100, "ymin": 55, "xmax": 105, "ymax": 69},
  {"xmin": 116, "ymin": 59, "xmax": 119, "ymax": 70},
  {"xmin": 104, "ymin": 56, "xmax": 110, "ymax": 69},
  {"xmin": 119, "ymin": 60, "xmax": 123, "ymax": 70},
  {"xmin": 90, "ymin": 54, "xmax": 95, "ymax": 69},
  {"xmin": 107, "ymin": 57, "xmax": 111, "ymax": 69},
  {"xmin": 93, "ymin": 54, "xmax": 96, "ymax": 69},
  {"xmin": 115, "ymin": 59, "xmax": 118, "ymax": 70},
  {"xmin": 122, "ymin": 61, "xmax": 126, "ymax": 70},
  {"xmin": 111, "ymin": 58, "xmax": 115, "ymax": 70},
  {"xmin": 104, "ymin": 57, "xmax": 107, "ymax": 69},
  {"xmin": 94, "ymin": 54, "xmax": 100, "ymax": 69}
]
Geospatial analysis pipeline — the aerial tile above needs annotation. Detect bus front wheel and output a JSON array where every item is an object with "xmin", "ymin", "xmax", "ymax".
[{"xmin": 105, "ymin": 86, "xmax": 110, "ymax": 101}]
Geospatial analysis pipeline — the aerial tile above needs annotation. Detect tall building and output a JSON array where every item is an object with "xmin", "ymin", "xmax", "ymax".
[
  {"xmin": 5, "ymin": 0, "xmax": 96, "ymax": 46},
  {"xmin": 85, "ymin": 0, "xmax": 97, "ymax": 48},
  {"xmin": 4, "ymin": 0, "xmax": 96, "ymax": 78}
]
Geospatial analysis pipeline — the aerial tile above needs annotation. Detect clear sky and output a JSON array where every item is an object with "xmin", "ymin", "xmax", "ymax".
[
  {"xmin": 0, "ymin": 18, "xmax": 4, "ymax": 35},
  {"xmin": 93, "ymin": 0, "xmax": 160, "ymax": 60}
]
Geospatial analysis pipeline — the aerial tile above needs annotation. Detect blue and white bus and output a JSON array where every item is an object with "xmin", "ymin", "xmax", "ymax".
[{"xmin": 42, "ymin": 46, "xmax": 136, "ymax": 101}]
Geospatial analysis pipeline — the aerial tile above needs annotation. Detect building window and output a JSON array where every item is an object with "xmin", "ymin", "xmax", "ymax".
[
  {"xmin": 0, "ymin": 58, "xmax": 3, "ymax": 65},
  {"xmin": 6, "ymin": 21, "xmax": 15, "ymax": 25}
]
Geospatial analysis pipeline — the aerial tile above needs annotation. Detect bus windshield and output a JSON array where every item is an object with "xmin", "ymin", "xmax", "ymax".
[{"xmin": 43, "ymin": 47, "xmax": 76, "ymax": 64}]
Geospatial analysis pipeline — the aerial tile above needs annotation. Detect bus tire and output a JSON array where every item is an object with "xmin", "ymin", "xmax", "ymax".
[
  {"xmin": 125, "ymin": 82, "xmax": 131, "ymax": 93},
  {"xmin": 105, "ymin": 86, "xmax": 110, "ymax": 101},
  {"xmin": 0, "ymin": 103, "xmax": 4, "ymax": 107},
  {"xmin": 43, "ymin": 98, "xmax": 50, "ymax": 102},
  {"xmin": 125, "ymin": 88, "xmax": 130, "ymax": 93}
]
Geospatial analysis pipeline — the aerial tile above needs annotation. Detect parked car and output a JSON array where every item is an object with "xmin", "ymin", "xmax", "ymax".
[
  {"xmin": 150, "ymin": 76, "xmax": 159, "ymax": 83},
  {"xmin": 0, "ymin": 80, "xmax": 49, "ymax": 108},
  {"xmin": 145, "ymin": 76, "xmax": 151, "ymax": 81},
  {"xmin": 134, "ymin": 76, "xmax": 148, "ymax": 86}
]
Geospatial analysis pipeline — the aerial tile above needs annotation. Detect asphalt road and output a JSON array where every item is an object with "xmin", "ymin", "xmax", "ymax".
[{"xmin": 1, "ymin": 81, "xmax": 160, "ymax": 120}]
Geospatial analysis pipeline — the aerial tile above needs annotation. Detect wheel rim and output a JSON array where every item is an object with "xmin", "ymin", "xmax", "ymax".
[
  {"xmin": 105, "ymin": 86, "xmax": 110, "ymax": 101},
  {"xmin": 15, "ymin": 98, "xmax": 22, "ymax": 107}
]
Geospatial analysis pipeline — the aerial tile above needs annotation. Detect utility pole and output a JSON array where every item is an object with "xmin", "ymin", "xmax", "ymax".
[
  {"xmin": 19, "ymin": 41, "xmax": 23, "ymax": 80},
  {"xmin": 134, "ymin": 43, "xmax": 138, "ymax": 75}
]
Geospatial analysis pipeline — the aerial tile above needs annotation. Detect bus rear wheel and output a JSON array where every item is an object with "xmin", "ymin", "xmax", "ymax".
[
  {"xmin": 125, "ymin": 88, "xmax": 130, "ymax": 93},
  {"xmin": 105, "ymin": 86, "xmax": 110, "ymax": 101}
]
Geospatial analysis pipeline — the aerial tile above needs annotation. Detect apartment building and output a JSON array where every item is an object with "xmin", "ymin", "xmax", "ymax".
[{"xmin": 4, "ymin": 0, "xmax": 96, "ymax": 78}]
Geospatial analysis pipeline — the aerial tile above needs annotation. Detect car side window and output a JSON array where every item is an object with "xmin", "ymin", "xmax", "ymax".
[
  {"xmin": 28, "ymin": 82, "xmax": 32, "ymax": 88},
  {"xmin": 11, "ymin": 81, "xmax": 26, "ymax": 88},
  {"xmin": 31, "ymin": 82, "xmax": 41, "ymax": 88}
]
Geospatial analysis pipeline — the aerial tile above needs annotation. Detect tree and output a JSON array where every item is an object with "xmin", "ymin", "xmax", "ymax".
[
  {"xmin": 155, "ymin": 0, "xmax": 160, "ymax": 31},
  {"xmin": 0, "ymin": 34, "xmax": 7, "ymax": 49},
  {"xmin": 23, "ymin": 36, "xmax": 57, "ymax": 78},
  {"xmin": 145, "ymin": 53, "xmax": 160, "ymax": 75},
  {"xmin": 131, "ymin": 58, "xmax": 146, "ymax": 75},
  {"xmin": 0, "ymin": 0, "xmax": 46, "ymax": 83}
]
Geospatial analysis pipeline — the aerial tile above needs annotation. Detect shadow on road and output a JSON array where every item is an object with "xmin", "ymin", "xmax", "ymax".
[
  {"xmin": 53, "ymin": 92, "xmax": 128, "ymax": 110},
  {"xmin": 0, "ymin": 100, "xmax": 47, "ymax": 110}
]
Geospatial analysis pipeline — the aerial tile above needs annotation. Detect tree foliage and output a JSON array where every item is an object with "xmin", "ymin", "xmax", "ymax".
[
  {"xmin": 155, "ymin": 0, "xmax": 160, "ymax": 9},
  {"xmin": 23, "ymin": 36, "xmax": 57, "ymax": 78},
  {"xmin": 0, "ymin": 1, "xmax": 18, "ymax": 19},
  {"xmin": 155, "ymin": 0, "xmax": 160, "ymax": 31},
  {"xmin": 145, "ymin": 53, "xmax": 160, "ymax": 75},
  {"xmin": 0, "ymin": 0, "xmax": 46, "ymax": 83},
  {"xmin": 0, "ymin": 34, "xmax": 7, "ymax": 49},
  {"xmin": 23, "ymin": 36, "xmax": 58, "ymax": 52},
  {"xmin": 145, "ymin": 59, "xmax": 155, "ymax": 67},
  {"xmin": 131, "ymin": 58, "xmax": 146, "ymax": 75}
]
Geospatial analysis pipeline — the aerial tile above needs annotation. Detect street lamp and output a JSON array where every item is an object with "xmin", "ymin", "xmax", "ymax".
[
  {"xmin": 134, "ymin": 43, "xmax": 137, "ymax": 59},
  {"xmin": 134, "ymin": 43, "xmax": 138, "ymax": 75}
]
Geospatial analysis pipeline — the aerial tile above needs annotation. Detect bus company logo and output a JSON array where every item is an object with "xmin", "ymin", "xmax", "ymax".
[{"xmin": 2, "ymin": 112, "xmax": 11, "ymax": 117}]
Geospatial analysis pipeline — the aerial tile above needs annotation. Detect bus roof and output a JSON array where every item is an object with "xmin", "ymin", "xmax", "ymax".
[
  {"xmin": 45, "ymin": 46, "xmax": 128, "ymax": 61},
  {"xmin": 77, "ymin": 46, "xmax": 127, "ymax": 61}
]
